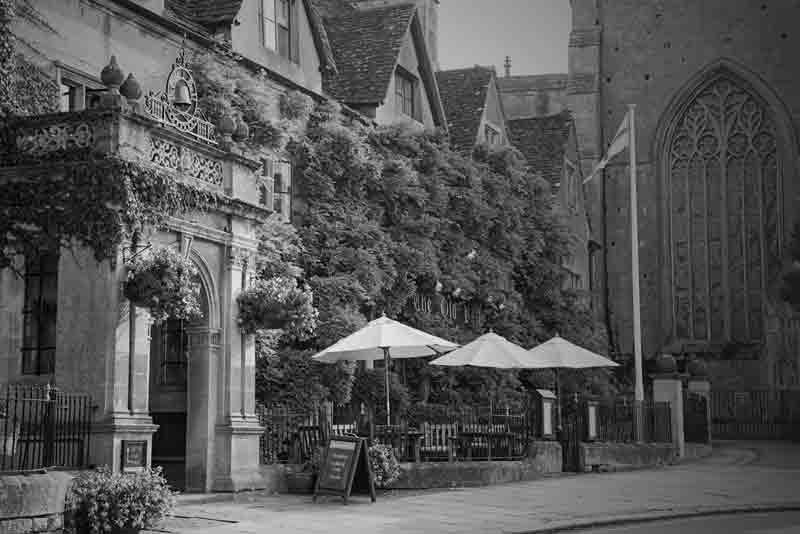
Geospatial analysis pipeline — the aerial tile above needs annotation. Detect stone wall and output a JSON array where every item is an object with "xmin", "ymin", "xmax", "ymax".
[
  {"xmin": 0, "ymin": 470, "xmax": 75, "ymax": 534},
  {"xmin": 569, "ymin": 0, "xmax": 800, "ymax": 387},
  {"xmin": 389, "ymin": 440, "xmax": 562, "ymax": 490},
  {"xmin": 579, "ymin": 442, "xmax": 676, "ymax": 472}
]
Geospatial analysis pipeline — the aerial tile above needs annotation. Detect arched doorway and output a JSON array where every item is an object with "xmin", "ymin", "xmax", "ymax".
[
  {"xmin": 148, "ymin": 272, "xmax": 209, "ymax": 491},
  {"xmin": 661, "ymin": 64, "xmax": 791, "ymax": 349}
]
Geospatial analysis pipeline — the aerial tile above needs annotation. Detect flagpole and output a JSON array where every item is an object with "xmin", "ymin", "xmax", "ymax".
[{"xmin": 628, "ymin": 104, "xmax": 645, "ymax": 442}]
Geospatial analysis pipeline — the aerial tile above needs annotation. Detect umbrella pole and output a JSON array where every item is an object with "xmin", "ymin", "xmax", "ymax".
[
  {"xmin": 383, "ymin": 347, "xmax": 391, "ymax": 426},
  {"xmin": 554, "ymin": 368, "xmax": 562, "ymax": 431}
]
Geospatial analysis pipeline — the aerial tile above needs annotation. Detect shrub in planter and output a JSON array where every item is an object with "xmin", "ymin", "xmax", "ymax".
[
  {"xmin": 123, "ymin": 247, "xmax": 203, "ymax": 324},
  {"xmin": 236, "ymin": 277, "xmax": 318, "ymax": 338},
  {"xmin": 368, "ymin": 443, "xmax": 400, "ymax": 489},
  {"xmin": 66, "ymin": 466, "xmax": 177, "ymax": 534}
]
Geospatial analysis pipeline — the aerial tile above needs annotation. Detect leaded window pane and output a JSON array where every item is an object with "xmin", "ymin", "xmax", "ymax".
[{"xmin": 667, "ymin": 77, "xmax": 780, "ymax": 344}]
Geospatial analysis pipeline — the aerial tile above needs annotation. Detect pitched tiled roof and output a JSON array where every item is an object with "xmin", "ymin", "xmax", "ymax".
[
  {"xmin": 435, "ymin": 66, "xmax": 494, "ymax": 152},
  {"xmin": 321, "ymin": 3, "xmax": 416, "ymax": 105},
  {"xmin": 497, "ymin": 73, "xmax": 568, "ymax": 93},
  {"xmin": 310, "ymin": 0, "xmax": 355, "ymax": 19},
  {"xmin": 507, "ymin": 111, "xmax": 573, "ymax": 185},
  {"xmin": 165, "ymin": 0, "xmax": 243, "ymax": 27}
]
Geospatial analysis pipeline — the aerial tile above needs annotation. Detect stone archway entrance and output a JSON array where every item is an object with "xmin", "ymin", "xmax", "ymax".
[{"xmin": 148, "ymin": 272, "xmax": 211, "ymax": 492}]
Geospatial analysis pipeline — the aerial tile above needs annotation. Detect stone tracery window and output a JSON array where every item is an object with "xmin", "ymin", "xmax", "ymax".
[{"xmin": 667, "ymin": 75, "xmax": 781, "ymax": 344}]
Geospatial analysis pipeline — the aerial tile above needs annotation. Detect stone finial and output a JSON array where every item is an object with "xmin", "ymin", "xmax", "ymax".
[
  {"xmin": 232, "ymin": 119, "xmax": 250, "ymax": 142},
  {"xmin": 218, "ymin": 113, "xmax": 236, "ymax": 136},
  {"xmin": 101, "ymin": 56, "xmax": 125, "ymax": 91},
  {"xmin": 120, "ymin": 73, "xmax": 142, "ymax": 102},
  {"xmin": 218, "ymin": 113, "xmax": 236, "ymax": 149}
]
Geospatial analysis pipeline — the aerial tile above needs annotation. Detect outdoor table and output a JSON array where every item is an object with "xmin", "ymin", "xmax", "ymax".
[{"xmin": 451, "ymin": 431, "xmax": 522, "ymax": 461}]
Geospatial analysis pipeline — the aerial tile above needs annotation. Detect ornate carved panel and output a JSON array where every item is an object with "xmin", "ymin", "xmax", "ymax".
[
  {"xmin": 13, "ymin": 122, "xmax": 94, "ymax": 161},
  {"xmin": 148, "ymin": 136, "xmax": 223, "ymax": 187},
  {"xmin": 667, "ymin": 76, "xmax": 781, "ymax": 344}
]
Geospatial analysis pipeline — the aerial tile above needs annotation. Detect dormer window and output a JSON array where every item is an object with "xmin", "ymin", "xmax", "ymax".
[
  {"xmin": 395, "ymin": 68, "xmax": 416, "ymax": 119},
  {"xmin": 262, "ymin": 0, "xmax": 293, "ymax": 61},
  {"xmin": 485, "ymin": 124, "xmax": 501, "ymax": 146}
]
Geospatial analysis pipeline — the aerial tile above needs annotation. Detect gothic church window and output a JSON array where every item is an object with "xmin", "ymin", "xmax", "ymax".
[{"xmin": 667, "ymin": 76, "xmax": 780, "ymax": 345}]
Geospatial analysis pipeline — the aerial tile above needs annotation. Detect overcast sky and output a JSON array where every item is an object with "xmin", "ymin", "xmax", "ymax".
[{"xmin": 438, "ymin": 0, "xmax": 571, "ymax": 75}]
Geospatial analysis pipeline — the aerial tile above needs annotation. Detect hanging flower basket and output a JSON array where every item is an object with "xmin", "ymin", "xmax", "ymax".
[
  {"xmin": 123, "ymin": 246, "xmax": 203, "ymax": 324},
  {"xmin": 236, "ymin": 277, "xmax": 318, "ymax": 338}
]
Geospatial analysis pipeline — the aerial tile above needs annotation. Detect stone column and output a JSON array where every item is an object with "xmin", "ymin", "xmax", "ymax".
[
  {"xmin": 54, "ymin": 248, "xmax": 156, "ymax": 472},
  {"xmin": 184, "ymin": 327, "xmax": 221, "ymax": 493},
  {"xmin": 652, "ymin": 373, "xmax": 685, "ymax": 459},
  {"xmin": 213, "ymin": 246, "xmax": 264, "ymax": 492},
  {"xmin": 687, "ymin": 376, "xmax": 712, "ymax": 444}
]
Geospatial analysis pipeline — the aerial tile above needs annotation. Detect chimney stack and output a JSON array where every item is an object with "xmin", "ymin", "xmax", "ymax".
[{"xmin": 504, "ymin": 56, "xmax": 512, "ymax": 77}]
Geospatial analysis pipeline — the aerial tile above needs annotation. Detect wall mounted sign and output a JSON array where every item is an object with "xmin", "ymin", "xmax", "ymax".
[
  {"xmin": 313, "ymin": 435, "xmax": 375, "ymax": 504},
  {"xmin": 410, "ymin": 292, "xmax": 482, "ymax": 327},
  {"xmin": 121, "ymin": 440, "xmax": 148, "ymax": 473}
]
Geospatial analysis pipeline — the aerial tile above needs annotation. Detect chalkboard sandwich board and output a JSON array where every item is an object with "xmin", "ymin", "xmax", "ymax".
[{"xmin": 313, "ymin": 435, "xmax": 376, "ymax": 504}]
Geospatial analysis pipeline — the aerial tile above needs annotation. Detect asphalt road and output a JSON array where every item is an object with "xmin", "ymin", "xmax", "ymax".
[{"xmin": 578, "ymin": 511, "xmax": 800, "ymax": 533}]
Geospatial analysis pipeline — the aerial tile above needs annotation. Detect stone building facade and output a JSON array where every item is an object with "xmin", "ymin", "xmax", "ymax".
[
  {"xmin": 568, "ymin": 0, "xmax": 800, "ymax": 389},
  {"xmin": 0, "ymin": 0, "xmax": 333, "ymax": 492},
  {"xmin": 0, "ymin": 0, "xmax": 452, "ymax": 494}
]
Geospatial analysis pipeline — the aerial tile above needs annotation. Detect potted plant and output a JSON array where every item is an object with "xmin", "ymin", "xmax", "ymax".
[
  {"xmin": 286, "ymin": 445, "xmax": 324, "ymax": 494},
  {"xmin": 236, "ymin": 277, "xmax": 317, "ymax": 337},
  {"xmin": 123, "ymin": 246, "xmax": 203, "ymax": 324},
  {"xmin": 66, "ymin": 466, "xmax": 177, "ymax": 534},
  {"xmin": 368, "ymin": 443, "xmax": 400, "ymax": 489}
]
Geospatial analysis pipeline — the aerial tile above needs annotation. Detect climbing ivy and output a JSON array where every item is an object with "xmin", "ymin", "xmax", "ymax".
[
  {"xmin": 193, "ymin": 53, "xmax": 615, "ymax": 410},
  {"xmin": 0, "ymin": 2, "xmax": 59, "ymax": 118},
  {"xmin": 0, "ymin": 156, "xmax": 221, "ymax": 269}
]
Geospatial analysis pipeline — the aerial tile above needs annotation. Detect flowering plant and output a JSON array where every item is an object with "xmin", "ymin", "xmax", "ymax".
[
  {"xmin": 66, "ymin": 466, "xmax": 177, "ymax": 534},
  {"xmin": 123, "ymin": 246, "xmax": 202, "ymax": 324},
  {"xmin": 368, "ymin": 443, "xmax": 400, "ymax": 488},
  {"xmin": 236, "ymin": 277, "xmax": 318, "ymax": 338}
]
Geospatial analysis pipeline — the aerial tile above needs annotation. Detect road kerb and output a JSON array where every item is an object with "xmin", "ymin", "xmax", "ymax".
[{"xmin": 507, "ymin": 503, "xmax": 800, "ymax": 534}]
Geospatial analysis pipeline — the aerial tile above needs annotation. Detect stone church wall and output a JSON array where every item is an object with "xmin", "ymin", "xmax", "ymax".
[{"xmin": 570, "ymin": 0, "xmax": 800, "ymax": 388}]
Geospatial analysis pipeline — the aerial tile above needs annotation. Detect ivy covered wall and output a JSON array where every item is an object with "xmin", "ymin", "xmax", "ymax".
[{"xmin": 189, "ymin": 53, "xmax": 617, "ymax": 412}]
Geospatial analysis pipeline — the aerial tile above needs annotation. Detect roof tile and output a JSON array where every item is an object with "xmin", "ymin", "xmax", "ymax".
[
  {"xmin": 321, "ymin": 3, "xmax": 416, "ymax": 105},
  {"xmin": 435, "ymin": 66, "xmax": 494, "ymax": 152},
  {"xmin": 165, "ymin": 0, "xmax": 243, "ymax": 26},
  {"xmin": 507, "ymin": 111, "xmax": 572, "ymax": 185}
]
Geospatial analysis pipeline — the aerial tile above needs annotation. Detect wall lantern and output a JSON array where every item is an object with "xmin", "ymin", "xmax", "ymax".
[{"xmin": 535, "ymin": 389, "xmax": 557, "ymax": 440}]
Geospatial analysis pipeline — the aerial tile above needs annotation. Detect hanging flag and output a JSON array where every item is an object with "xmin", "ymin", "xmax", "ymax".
[{"xmin": 582, "ymin": 110, "xmax": 631, "ymax": 184}]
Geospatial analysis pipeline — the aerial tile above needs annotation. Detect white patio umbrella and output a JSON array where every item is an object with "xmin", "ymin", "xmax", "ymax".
[
  {"xmin": 525, "ymin": 335, "xmax": 619, "ymax": 428},
  {"xmin": 312, "ymin": 314, "xmax": 458, "ymax": 425},
  {"xmin": 429, "ymin": 331, "xmax": 533, "ymax": 369}
]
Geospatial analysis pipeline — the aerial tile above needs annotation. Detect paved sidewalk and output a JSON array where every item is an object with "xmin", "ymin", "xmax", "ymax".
[{"xmin": 158, "ymin": 442, "xmax": 800, "ymax": 534}]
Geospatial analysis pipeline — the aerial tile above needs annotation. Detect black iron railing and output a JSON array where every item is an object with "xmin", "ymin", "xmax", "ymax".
[
  {"xmin": 684, "ymin": 392, "xmax": 710, "ymax": 443},
  {"xmin": 256, "ymin": 402, "xmax": 331, "ymax": 465},
  {"xmin": 594, "ymin": 400, "xmax": 672, "ymax": 443},
  {"xmin": 1, "ymin": 384, "xmax": 92, "ymax": 472}
]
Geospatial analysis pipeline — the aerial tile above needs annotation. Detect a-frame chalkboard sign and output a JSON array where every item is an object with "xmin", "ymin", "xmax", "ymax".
[{"xmin": 313, "ymin": 434, "xmax": 376, "ymax": 504}]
